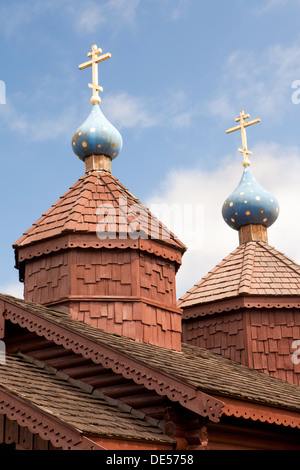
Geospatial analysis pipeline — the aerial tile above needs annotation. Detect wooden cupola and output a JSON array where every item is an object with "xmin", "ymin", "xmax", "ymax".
[
  {"xmin": 13, "ymin": 45, "xmax": 186, "ymax": 352},
  {"xmin": 180, "ymin": 111, "xmax": 300, "ymax": 385}
]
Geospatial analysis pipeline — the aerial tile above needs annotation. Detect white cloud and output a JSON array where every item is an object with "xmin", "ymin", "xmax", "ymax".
[
  {"xmin": 146, "ymin": 143, "xmax": 300, "ymax": 298},
  {"xmin": 170, "ymin": 111, "xmax": 193, "ymax": 129},
  {"xmin": 0, "ymin": 87, "xmax": 195, "ymax": 142},
  {"xmin": 0, "ymin": 282, "xmax": 23, "ymax": 299},
  {"xmin": 103, "ymin": 92, "xmax": 158, "ymax": 129},
  {"xmin": 208, "ymin": 44, "xmax": 300, "ymax": 122},
  {"xmin": 207, "ymin": 96, "xmax": 236, "ymax": 121},
  {"xmin": 69, "ymin": 0, "xmax": 140, "ymax": 33},
  {"xmin": 0, "ymin": 0, "xmax": 50, "ymax": 37},
  {"xmin": 162, "ymin": 89, "xmax": 197, "ymax": 129},
  {"xmin": 149, "ymin": 0, "xmax": 190, "ymax": 21},
  {"xmin": 0, "ymin": 0, "xmax": 140, "ymax": 37},
  {"xmin": 0, "ymin": 100, "xmax": 80, "ymax": 142},
  {"xmin": 103, "ymin": 89, "xmax": 196, "ymax": 130},
  {"xmin": 256, "ymin": 0, "xmax": 288, "ymax": 13},
  {"xmin": 169, "ymin": 0, "xmax": 190, "ymax": 20}
]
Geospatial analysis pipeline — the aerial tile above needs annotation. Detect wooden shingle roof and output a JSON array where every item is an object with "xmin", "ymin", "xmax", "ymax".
[
  {"xmin": 14, "ymin": 170, "xmax": 186, "ymax": 253},
  {"xmin": 0, "ymin": 353, "xmax": 174, "ymax": 449},
  {"xmin": 2, "ymin": 293, "xmax": 300, "ymax": 429},
  {"xmin": 178, "ymin": 241, "xmax": 300, "ymax": 313}
]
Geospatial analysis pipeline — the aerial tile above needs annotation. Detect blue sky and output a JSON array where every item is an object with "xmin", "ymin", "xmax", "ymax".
[{"xmin": 1, "ymin": 0, "xmax": 300, "ymax": 298}]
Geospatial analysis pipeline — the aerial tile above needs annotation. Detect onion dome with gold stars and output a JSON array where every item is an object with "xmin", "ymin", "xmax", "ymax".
[
  {"xmin": 71, "ymin": 44, "xmax": 122, "ymax": 163},
  {"xmin": 222, "ymin": 166, "xmax": 279, "ymax": 230},
  {"xmin": 72, "ymin": 104, "xmax": 122, "ymax": 161},
  {"xmin": 222, "ymin": 110, "xmax": 279, "ymax": 231}
]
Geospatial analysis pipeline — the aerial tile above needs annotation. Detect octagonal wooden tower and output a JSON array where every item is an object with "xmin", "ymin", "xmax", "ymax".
[
  {"xmin": 13, "ymin": 46, "xmax": 186, "ymax": 351},
  {"xmin": 180, "ymin": 111, "xmax": 300, "ymax": 384}
]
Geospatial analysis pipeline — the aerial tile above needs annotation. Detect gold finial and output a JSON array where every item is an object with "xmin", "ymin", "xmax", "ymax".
[
  {"xmin": 226, "ymin": 110, "xmax": 261, "ymax": 167},
  {"xmin": 79, "ymin": 44, "xmax": 111, "ymax": 106}
]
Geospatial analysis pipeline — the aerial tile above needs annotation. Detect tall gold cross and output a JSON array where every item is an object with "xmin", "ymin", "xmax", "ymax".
[
  {"xmin": 79, "ymin": 44, "xmax": 111, "ymax": 105},
  {"xmin": 226, "ymin": 110, "xmax": 261, "ymax": 167}
]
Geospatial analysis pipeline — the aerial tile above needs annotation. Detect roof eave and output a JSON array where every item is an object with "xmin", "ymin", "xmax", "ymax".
[
  {"xmin": 213, "ymin": 395, "xmax": 300, "ymax": 429},
  {"xmin": 0, "ymin": 294, "xmax": 224, "ymax": 423},
  {"xmin": 181, "ymin": 295, "xmax": 300, "ymax": 320},
  {"xmin": 0, "ymin": 383, "xmax": 95, "ymax": 450}
]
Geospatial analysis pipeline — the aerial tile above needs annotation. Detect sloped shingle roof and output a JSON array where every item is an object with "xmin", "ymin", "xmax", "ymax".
[
  {"xmin": 178, "ymin": 241, "xmax": 300, "ymax": 310},
  {"xmin": 0, "ymin": 353, "xmax": 174, "ymax": 447},
  {"xmin": 2, "ymin": 293, "xmax": 300, "ymax": 419},
  {"xmin": 14, "ymin": 170, "xmax": 186, "ymax": 253}
]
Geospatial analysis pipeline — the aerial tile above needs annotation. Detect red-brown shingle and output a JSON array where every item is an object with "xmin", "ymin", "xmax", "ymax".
[
  {"xmin": 178, "ymin": 241, "xmax": 300, "ymax": 309},
  {"xmin": 14, "ymin": 170, "xmax": 186, "ymax": 253}
]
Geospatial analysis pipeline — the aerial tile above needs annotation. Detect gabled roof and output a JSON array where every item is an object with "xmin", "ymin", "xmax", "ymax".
[
  {"xmin": 0, "ymin": 353, "xmax": 174, "ymax": 450},
  {"xmin": 14, "ymin": 170, "xmax": 186, "ymax": 254},
  {"xmin": 2, "ymin": 293, "xmax": 300, "ymax": 429},
  {"xmin": 0, "ymin": 294, "xmax": 223, "ymax": 423},
  {"xmin": 178, "ymin": 241, "xmax": 300, "ymax": 315}
]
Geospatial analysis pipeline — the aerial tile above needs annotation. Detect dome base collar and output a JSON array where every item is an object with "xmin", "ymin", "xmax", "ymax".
[
  {"xmin": 85, "ymin": 154, "xmax": 112, "ymax": 173},
  {"xmin": 239, "ymin": 224, "xmax": 268, "ymax": 245}
]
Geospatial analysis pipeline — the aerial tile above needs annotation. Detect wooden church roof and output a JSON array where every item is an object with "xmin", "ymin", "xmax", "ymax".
[
  {"xmin": 0, "ymin": 353, "xmax": 175, "ymax": 450},
  {"xmin": 13, "ymin": 170, "xmax": 186, "ymax": 265},
  {"xmin": 4, "ymin": 46, "xmax": 300, "ymax": 449},
  {"xmin": 178, "ymin": 241, "xmax": 300, "ymax": 317},
  {"xmin": 2, "ymin": 293, "xmax": 300, "ymax": 435}
]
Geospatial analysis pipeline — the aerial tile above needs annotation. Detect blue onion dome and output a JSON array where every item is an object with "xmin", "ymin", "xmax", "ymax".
[
  {"xmin": 222, "ymin": 166, "xmax": 279, "ymax": 231},
  {"xmin": 72, "ymin": 104, "xmax": 123, "ymax": 161}
]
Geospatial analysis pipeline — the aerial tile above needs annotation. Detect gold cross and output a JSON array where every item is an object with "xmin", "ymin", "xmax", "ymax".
[
  {"xmin": 226, "ymin": 110, "xmax": 261, "ymax": 167},
  {"xmin": 79, "ymin": 44, "xmax": 111, "ymax": 105}
]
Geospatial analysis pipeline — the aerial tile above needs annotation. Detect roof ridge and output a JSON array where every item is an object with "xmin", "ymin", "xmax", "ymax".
[
  {"xmin": 61, "ymin": 175, "xmax": 97, "ymax": 229},
  {"xmin": 14, "ymin": 170, "xmax": 186, "ymax": 252},
  {"xmin": 100, "ymin": 171, "xmax": 148, "ymax": 238},
  {"xmin": 258, "ymin": 241, "xmax": 300, "ymax": 276},
  {"xmin": 179, "ymin": 239, "xmax": 300, "ymax": 310},
  {"xmin": 238, "ymin": 242, "xmax": 256, "ymax": 295},
  {"xmin": 103, "ymin": 172, "xmax": 184, "ymax": 244}
]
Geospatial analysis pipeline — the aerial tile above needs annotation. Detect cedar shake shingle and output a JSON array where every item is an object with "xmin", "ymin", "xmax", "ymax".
[
  {"xmin": 2, "ymin": 293, "xmax": 300, "ymax": 414},
  {"xmin": 0, "ymin": 354, "xmax": 174, "ymax": 445},
  {"xmin": 178, "ymin": 241, "xmax": 300, "ymax": 309},
  {"xmin": 14, "ymin": 170, "xmax": 186, "ymax": 254}
]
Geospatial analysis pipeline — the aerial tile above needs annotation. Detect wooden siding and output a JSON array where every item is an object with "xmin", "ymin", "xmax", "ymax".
[
  {"xmin": 23, "ymin": 248, "xmax": 182, "ymax": 351},
  {"xmin": 182, "ymin": 307, "xmax": 300, "ymax": 385}
]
